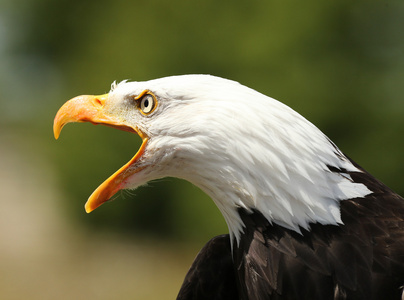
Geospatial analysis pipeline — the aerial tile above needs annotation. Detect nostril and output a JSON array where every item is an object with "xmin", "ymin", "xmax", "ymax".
[
  {"xmin": 94, "ymin": 98, "xmax": 103, "ymax": 107},
  {"xmin": 93, "ymin": 94, "xmax": 108, "ymax": 107}
]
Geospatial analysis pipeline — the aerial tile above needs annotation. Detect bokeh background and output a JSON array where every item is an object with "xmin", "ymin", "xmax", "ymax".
[{"xmin": 1, "ymin": 0, "xmax": 404, "ymax": 299}]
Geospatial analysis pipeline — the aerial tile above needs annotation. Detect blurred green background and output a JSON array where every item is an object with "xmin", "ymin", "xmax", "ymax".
[{"xmin": 1, "ymin": 0, "xmax": 404, "ymax": 299}]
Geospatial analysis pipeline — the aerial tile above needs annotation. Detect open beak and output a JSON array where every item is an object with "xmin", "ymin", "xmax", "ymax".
[{"xmin": 53, "ymin": 94, "xmax": 148, "ymax": 213}]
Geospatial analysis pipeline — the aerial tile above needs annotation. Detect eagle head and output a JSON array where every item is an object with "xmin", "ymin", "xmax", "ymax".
[{"xmin": 54, "ymin": 75, "xmax": 371, "ymax": 243}]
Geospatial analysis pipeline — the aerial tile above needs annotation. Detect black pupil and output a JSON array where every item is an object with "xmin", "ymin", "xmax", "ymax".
[{"xmin": 144, "ymin": 98, "xmax": 149, "ymax": 108}]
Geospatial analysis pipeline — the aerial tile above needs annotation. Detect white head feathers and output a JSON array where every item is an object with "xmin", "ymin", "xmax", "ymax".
[{"xmin": 110, "ymin": 75, "xmax": 372, "ymax": 244}]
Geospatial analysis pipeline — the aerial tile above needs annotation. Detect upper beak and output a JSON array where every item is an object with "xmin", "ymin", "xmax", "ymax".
[
  {"xmin": 53, "ymin": 94, "xmax": 136, "ymax": 139},
  {"xmin": 54, "ymin": 94, "xmax": 147, "ymax": 213}
]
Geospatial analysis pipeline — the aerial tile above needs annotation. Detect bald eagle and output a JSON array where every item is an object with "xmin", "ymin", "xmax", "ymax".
[{"xmin": 54, "ymin": 75, "xmax": 404, "ymax": 299}]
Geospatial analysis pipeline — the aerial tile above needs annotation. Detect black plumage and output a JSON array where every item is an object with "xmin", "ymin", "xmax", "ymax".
[
  {"xmin": 177, "ymin": 235, "xmax": 238, "ymax": 300},
  {"xmin": 177, "ymin": 159, "xmax": 404, "ymax": 300}
]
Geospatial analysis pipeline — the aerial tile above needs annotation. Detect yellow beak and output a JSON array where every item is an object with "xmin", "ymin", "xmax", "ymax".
[{"xmin": 54, "ymin": 94, "xmax": 147, "ymax": 213}]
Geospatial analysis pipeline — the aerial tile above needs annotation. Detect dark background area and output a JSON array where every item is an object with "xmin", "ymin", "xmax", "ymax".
[{"xmin": 1, "ymin": 0, "xmax": 403, "ymax": 298}]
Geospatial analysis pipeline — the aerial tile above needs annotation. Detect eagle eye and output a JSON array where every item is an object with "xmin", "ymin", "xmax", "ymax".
[{"xmin": 139, "ymin": 93, "xmax": 156, "ymax": 115}]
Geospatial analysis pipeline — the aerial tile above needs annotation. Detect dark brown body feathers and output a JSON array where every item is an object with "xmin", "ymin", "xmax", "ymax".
[{"xmin": 178, "ymin": 163, "xmax": 404, "ymax": 299}]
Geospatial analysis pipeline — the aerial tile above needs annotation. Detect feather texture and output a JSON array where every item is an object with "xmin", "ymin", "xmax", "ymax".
[
  {"xmin": 60, "ymin": 75, "xmax": 404, "ymax": 299},
  {"xmin": 111, "ymin": 75, "xmax": 371, "ymax": 241},
  {"xmin": 178, "ymin": 165, "xmax": 404, "ymax": 299}
]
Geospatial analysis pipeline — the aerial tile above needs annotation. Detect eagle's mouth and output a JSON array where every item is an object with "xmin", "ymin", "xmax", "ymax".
[
  {"xmin": 53, "ymin": 94, "xmax": 148, "ymax": 213},
  {"xmin": 84, "ymin": 135, "xmax": 148, "ymax": 213}
]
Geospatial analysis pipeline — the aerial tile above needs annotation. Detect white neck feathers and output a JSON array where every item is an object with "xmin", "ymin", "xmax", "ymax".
[
  {"xmin": 119, "ymin": 75, "xmax": 373, "ymax": 245},
  {"xmin": 152, "ymin": 76, "xmax": 372, "ymax": 244}
]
